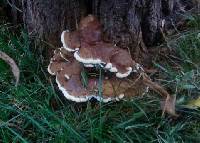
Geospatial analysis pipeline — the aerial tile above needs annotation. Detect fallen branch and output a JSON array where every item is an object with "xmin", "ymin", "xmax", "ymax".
[{"xmin": 0, "ymin": 50, "xmax": 20, "ymax": 86}]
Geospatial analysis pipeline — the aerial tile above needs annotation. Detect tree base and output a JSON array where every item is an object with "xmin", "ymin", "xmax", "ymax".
[{"xmin": 21, "ymin": 0, "xmax": 195, "ymax": 56}]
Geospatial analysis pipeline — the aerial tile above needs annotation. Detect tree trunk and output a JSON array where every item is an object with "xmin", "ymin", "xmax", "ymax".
[{"xmin": 21, "ymin": 0, "xmax": 193, "ymax": 54}]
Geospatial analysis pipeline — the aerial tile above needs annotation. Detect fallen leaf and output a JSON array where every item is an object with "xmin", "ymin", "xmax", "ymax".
[
  {"xmin": 160, "ymin": 95, "xmax": 177, "ymax": 117},
  {"xmin": 0, "ymin": 50, "xmax": 20, "ymax": 86},
  {"xmin": 187, "ymin": 97, "xmax": 200, "ymax": 108},
  {"xmin": 142, "ymin": 73, "xmax": 177, "ymax": 116}
]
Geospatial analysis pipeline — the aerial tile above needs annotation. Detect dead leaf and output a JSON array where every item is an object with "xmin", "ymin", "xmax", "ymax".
[
  {"xmin": 160, "ymin": 95, "xmax": 177, "ymax": 117},
  {"xmin": 0, "ymin": 50, "xmax": 20, "ymax": 86},
  {"xmin": 142, "ymin": 73, "xmax": 177, "ymax": 116}
]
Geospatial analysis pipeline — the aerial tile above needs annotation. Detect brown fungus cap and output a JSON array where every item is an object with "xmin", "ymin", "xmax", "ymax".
[
  {"xmin": 61, "ymin": 31, "xmax": 80, "ymax": 52},
  {"xmin": 60, "ymin": 15, "xmax": 136, "ymax": 78},
  {"xmin": 49, "ymin": 15, "xmax": 176, "ymax": 116},
  {"xmin": 56, "ymin": 74, "xmax": 90, "ymax": 102},
  {"xmin": 86, "ymin": 76, "xmax": 148, "ymax": 99},
  {"xmin": 79, "ymin": 15, "xmax": 102, "ymax": 44},
  {"xmin": 47, "ymin": 49, "xmax": 68, "ymax": 75},
  {"xmin": 74, "ymin": 41, "xmax": 135, "ymax": 78},
  {"xmin": 48, "ymin": 46, "xmax": 148, "ymax": 102}
]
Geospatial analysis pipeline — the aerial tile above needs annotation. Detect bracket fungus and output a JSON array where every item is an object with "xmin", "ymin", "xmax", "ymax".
[
  {"xmin": 48, "ymin": 15, "xmax": 176, "ymax": 116},
  {"xmin": 48, "ymin": 47, "xmax": 144, "ymax": 102},
  {"xmin": 61, "ymin": 15, "xmax": 135, "ymax": 78}
]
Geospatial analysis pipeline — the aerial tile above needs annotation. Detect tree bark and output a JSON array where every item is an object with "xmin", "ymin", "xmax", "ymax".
[{"xmin": 21, "ymin": 0, "xmax": 193, "ymax": 52}]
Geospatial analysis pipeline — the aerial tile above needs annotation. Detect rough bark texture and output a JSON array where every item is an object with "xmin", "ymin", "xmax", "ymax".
[
  {"xmin": 22, "ymin": 0, "xmax": 82, "ymax": 46},
  {"xmin": 21, "ymin": 0, "xmax": 193, "ymax": 52}
]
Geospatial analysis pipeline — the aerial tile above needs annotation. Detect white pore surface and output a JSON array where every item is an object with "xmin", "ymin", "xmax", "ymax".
[
  {"xmin": 84, "ymin": 64, "xmax": 94, "ymax": 68},
  {"xmin": 105, "ymin": 63, "xmax": 112, "ymax": 69},
  {"xmin": 64, "ymin": 74, "xmax": 70, "ymax": 80},
  {"xmin": 74, "ymin": 52, "xmax": 137, "ymax": 78},
  {"xmin": 116, "ymin": 67, "xmax": 132, "ymax": 78},
  {"xmin": 61, "ymin": 31, "xmax": 76, "ymax": 52},
  {"xmin": 104, "ymin": 63, "xmax": 118, "ymax": 72},
  {"xmin": 56, "ymin": 76, "xmax": 125, "ymax": 103},
  {"xmin": 115, "ymin": 94, "xmax": 125, "ymax": 101},
  {"xmin": 47, "ymin": 64, "xmax": 55, "ymax": 75},
  {"xmin": 105, "ymin": 63, "xmax": 118, "ymax": 73},
  {"xmin": 109, "ymin": 66, "xmax": 118, "ymax": 73},
  {"xmin": 105, "ymin": 63, "xmax": 132, "ymax": 78},
  {"xmin": 74, "ymin": 51, "xmax": 102, "ymax": 64}
]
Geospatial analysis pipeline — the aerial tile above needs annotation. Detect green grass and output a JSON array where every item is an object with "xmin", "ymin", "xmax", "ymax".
[{"xmin": 0, "ymin": 20, "xmax": 200, "ymax": 142}]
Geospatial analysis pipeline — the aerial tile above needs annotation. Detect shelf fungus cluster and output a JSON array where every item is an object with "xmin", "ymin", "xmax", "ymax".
[{"xmin": 48, "ymin": 15, "xmax": 176, "ymax": 116}]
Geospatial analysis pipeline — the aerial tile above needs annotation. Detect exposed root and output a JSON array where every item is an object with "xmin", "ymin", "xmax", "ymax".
[{"xmin": 0, "ymin": 50, "xmax": 20, "ymax": 86}]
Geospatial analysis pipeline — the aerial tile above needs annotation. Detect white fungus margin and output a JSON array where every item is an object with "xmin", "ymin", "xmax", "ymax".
[
  {"xmin": 56, "ymin": 76, "xmax": 125, "ymax": 103},
  {"xmin": 61, "ymin": 30, "xmax": 77, "ymax": 52}
]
